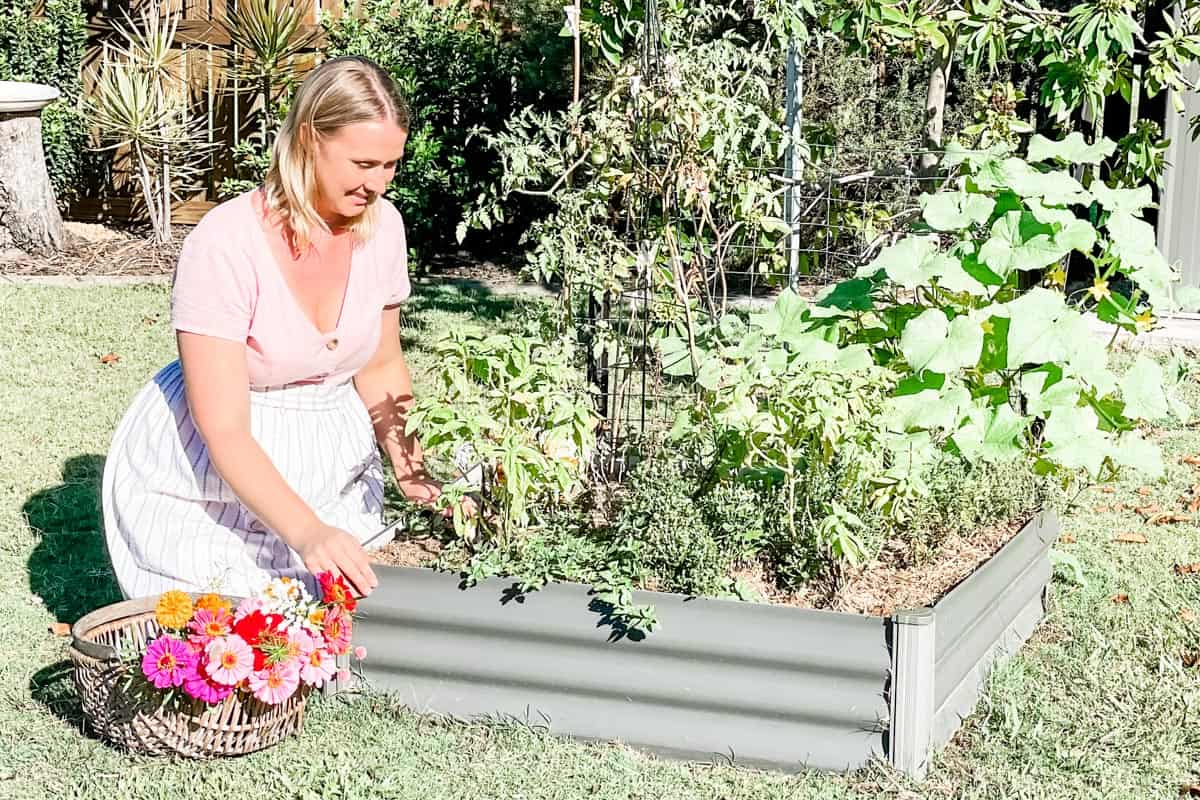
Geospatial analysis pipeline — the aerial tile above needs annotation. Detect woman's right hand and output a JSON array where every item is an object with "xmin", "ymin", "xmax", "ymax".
[{"xmin": 294, "ymin": 522, "xmax": 379, "ymax": 598}]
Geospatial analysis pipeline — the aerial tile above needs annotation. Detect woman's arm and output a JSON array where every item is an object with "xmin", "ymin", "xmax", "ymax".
[
  {"xmin": 353, "ymin": 308, "xmax": 442, "ymax": 504},
  {"xmin": 178, "ymin": 331, "xmax": 379, "ymax": 595}
]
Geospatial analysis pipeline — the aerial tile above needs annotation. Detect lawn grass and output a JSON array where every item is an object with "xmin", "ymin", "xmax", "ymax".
[{"xmin": 1, "ymin": 283, "xmax": 1198, "ymax": 798}]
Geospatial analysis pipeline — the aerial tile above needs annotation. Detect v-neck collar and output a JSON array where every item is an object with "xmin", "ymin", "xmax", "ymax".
[{"xmin": 249, "ymin": 189, "xmax": 355, "ymax": 338}]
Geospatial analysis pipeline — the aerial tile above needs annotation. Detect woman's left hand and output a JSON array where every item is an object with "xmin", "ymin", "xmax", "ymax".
[{"xmin": 398, "ymin": 473, "xmax": 478, "ymax": 519}]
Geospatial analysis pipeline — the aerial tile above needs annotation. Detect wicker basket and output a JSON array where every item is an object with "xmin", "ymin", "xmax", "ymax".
[{"xmin": 69, "ymin": 596, "xmax": 309, "ymax": 758}]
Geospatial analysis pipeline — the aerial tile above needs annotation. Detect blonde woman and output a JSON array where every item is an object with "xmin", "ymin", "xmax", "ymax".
[{"xmin": 103, "ymin": 56, "xmax": 448, "ymax": 600}]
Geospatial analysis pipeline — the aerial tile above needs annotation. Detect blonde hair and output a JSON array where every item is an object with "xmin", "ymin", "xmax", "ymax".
[{"xmin": 263, "ymin": 55, "xmax": 410, "ymax": 250}]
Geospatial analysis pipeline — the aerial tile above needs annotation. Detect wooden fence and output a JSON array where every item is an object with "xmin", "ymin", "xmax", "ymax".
[{"xmin": 71, "ymin": 0, "xmax": 346, "ymax": 224}]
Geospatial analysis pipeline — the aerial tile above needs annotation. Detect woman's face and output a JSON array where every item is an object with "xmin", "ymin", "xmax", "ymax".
[{"xmin": 311, "ymin": 119, "xmax": 408, "ymax": 225}]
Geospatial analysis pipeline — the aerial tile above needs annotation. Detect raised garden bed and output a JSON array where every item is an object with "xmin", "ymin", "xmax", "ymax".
[{"xmin": 353, "ymin": 511, "xmax": 1059, "ymax": 777}]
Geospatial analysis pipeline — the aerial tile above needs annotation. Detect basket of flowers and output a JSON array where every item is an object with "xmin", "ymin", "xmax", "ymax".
[{"xmin": 68, "ymin": 572, "xmax": 362, "ymax": 758}]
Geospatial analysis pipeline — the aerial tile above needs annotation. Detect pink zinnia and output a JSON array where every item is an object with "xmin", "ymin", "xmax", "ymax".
[
  {"xmin": 187, "ymin": 607, "xmax": 233, "ymax": 648},
  {"xmin": 322, "ymin": 604, "xmax": 353, "ymax": 656},
  {"xmin": 353, "ymin": 645, "xmax": 367, "ymax": 661},
  {"xmin": 181, "ymin": 660, "xmax": 235, "ymax": 705},
  {"xmin": 205, "ymin": 634, "xmax": 254, "ymax": 686},
  {"xmin": 299, "ymin": 644, "xmax": 336, "ymax": 687},
  {"xmin": 234, "ymin": 596, "xmax": 267, "ymax": 621},
  {"xmin": 248, "ymin": 660, "xmax": 300, "ymax": 705},
  {"xmin": 141, "ymin": 635, "xmax": 195, "ymax": 689}
]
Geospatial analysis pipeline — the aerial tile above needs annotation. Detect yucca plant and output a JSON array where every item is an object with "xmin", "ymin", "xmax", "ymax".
[
  {"xmin": 89, "ymin": 3, "xmax": 210, "ymax": 243},
  {"xmin": 221, "ymin": 0, "xmax": 320, "ymax": 143}
]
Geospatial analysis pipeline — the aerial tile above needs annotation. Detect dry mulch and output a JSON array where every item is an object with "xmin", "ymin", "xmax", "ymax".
[
  {"xmin": 737, "ymin": 518, "xmax": 1028, "ymax": 616},
  {"xmin": 0, "ymin": 222, "xmax": 183, "ymax": 277},
  {"xmin": 369, "ymin": 516, "xmax": 1029, "ymax": 618}
]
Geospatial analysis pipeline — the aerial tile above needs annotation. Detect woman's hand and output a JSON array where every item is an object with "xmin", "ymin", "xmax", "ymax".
[
  {"xmin": 398, "ymin": 473, "xmax": 478, "ymax": 519},
  {"xmin": 294, "ymin": 521, "xmax": 379, "ymax": 597}
]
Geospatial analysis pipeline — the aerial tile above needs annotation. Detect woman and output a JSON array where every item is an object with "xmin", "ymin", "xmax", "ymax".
[{"xmin": 103, "ymin": 56, "xmax": 447, "ymax": 600}]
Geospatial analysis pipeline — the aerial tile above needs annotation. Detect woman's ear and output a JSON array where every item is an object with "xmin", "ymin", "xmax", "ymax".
[{"xmin": 297, "ymin": 122, "xmax": 314, "ymax": 152}]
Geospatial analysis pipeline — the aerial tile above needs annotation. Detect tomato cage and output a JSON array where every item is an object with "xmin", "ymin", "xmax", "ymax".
[{"xmin": 568, "ymin": 4, "xmax": 950, "ymax": 475}]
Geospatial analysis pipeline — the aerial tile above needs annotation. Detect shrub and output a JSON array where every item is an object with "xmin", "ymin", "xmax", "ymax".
[
  {"xmin": 323, "ymin": 0, "xmax": 570, "ymax": 256},
  {"xmin": 405, "ymin": 322, "xmax": 598, "ymax": 543},
  {"xmin": 614, "ymin": 455, "xmax": 732, "ymax": 597},
  {"xmin": 0, "ymin": 0, "xmax": 87, "ymax": 204}
]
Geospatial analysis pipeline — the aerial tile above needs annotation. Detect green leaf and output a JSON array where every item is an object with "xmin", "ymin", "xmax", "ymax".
[
  {"xmin": 1043, "ymin": 405, "xmax": 1110, "ymax": 477},
  {"xmin": 759, "ymin": 216, "xmax": 793, "ymax": 236},
  {"xmin": 752, "ymin": 289, "xmax": 808, "ymax": 339},
  {"xmin": 1091, "ymin": 182, "xmax": 1154, "ymax": 213},
  {"xmin": 1165, "ymin": 351, "xmax": 1194, "ymax": 423},
  {"xmin": 1096, "ymin": 290, "xmax": 1135, "ymax": 326},
  {"xmin": 952, "ymin": 403, "xmax": 1028, "ymax": 462},
  {"xmin": 921, "ymin": 190, "xmax": 995, "ymax": 231},
  {"xmin": 1118, "ymin": 355, "xmax": 1170, "ymax": 421},
  {"xmin": 999, "ymin": 159, "xmax": 1091, "ymax": 205},
  {"xmin": 1056, "ymin": 220, "xmax": 1097, "ymax": 254},
  {"xmin": 696, "ymin": 356, "xmax": 724, "ymax": 391},
  {"xmin": 979, "ymin": 211, "xmax": 1069, "ymax": 276},
  {"xmin": 888, "ymin": 384, "xmax": 971, "ymax": 432},
  {"xmin": 1050, "ymin": 548, "xmax": 1088, "ymax": 587},
  {"xmin": 960, "ymin": 251, "xmax": 1006, "ymax": 287},
  {"xmin": 815, "ymin": 279, "xmax": 875, "ymax": 312},
  {"xmin": 1025, "ymin": 197, "xmax": 1078, "ymax": 228},
  {"xmin": 1003, "ymin": 287, "xmax": 1069, "ymax": 366},
  {"xmin": 857, "ymin": 236, "xmax": 945, "ymax": 289},
  {"xmin": 1026, "ymin": 132, "xmax": 1116, "ymax": 165},
  {"xmin": 978, "ymin": 314, "xmax": 1010, "ymax": 372},
  {"xmin": 1058, "ymin": 311, "xmax": 1117, "ymax": 395},
  {"xmin": 895, "ymin": 371, "xmax": 945, "ymax": 395},
  {"xmin": 900, "ymin": 309, "xmax": 985, "ymax": 373},
  {"xmin": 1109, "ymin": 432, "xmax": 1164, "ymax": 479},
  {"xmin": 659, "ymin": 336, "xmax": 696, "ymax": 377},
  {"xmin": 1106, "ymin": 210, "xmax": 1157, "ymax": 258},
  {"xmin": 1021, "ymin": 370, "xmax": 1081, "ymax": 417}
]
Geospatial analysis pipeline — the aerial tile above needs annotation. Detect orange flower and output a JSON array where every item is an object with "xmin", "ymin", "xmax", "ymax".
[
  {"xmin": 155, "ymin": 590, "xmax": 194, "ymax": 629},
  {"xmin": 194, "ymin": 593, "xmax": 232, "ymax": 614},
  {"xmin": 307, "ymin": 608, "xmax": 326, "ymax": 627}
]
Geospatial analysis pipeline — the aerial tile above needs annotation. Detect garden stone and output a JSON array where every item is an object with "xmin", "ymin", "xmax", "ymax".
[{"xmin": 0, "ymin": 81, "xmax": 65, "ymax": 255}]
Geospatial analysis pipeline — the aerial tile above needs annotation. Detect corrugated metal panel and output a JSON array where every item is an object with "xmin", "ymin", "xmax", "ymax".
[
  {"xmin": 930, "ymin": 513, "xmax": 1058, "ymax": 746},
  {"xmin": 1158, "ymin": 75, "xmax": 1200, "ymax": 289},
  {"xmin": 356, "ymin": 568, "xmax": 891, "ymax": 772}
]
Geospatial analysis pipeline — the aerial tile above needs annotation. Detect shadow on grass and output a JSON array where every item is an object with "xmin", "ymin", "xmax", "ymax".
[
  {"xmin": 400, "ymin": 283, "xmax": 537, "ymax": 353},
  {"xmin": 29, "ymin": 660, "xmax": 85, "ymax": 730},
  {"xmin": 25, "ymin": 454, "xmax": 123, "ymax": 625}
]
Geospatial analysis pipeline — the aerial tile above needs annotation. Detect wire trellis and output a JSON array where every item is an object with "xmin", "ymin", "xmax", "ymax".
[{"xmin": 577, "ymin": 26, "xmax": 948, "ymax": 474}]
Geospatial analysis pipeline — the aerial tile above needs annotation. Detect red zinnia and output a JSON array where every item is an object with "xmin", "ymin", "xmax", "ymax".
[
  {"xmin": 318, "ymin": 572, "xmax": 357, "ymax": 612},
  {"xmin": 232, "ymin": 611, "xmax": 284, "ymax": 671}
]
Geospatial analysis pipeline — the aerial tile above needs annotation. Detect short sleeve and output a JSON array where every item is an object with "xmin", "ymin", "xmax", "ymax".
[
  {"xmin": 170, "ymin": 226, "xmax": 256, "ymax": 342},
  {"xmin": 381, "ymin": 203, "xmax": 411, "ymax": 306}
]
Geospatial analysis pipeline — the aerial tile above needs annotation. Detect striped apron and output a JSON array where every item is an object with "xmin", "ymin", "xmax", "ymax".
[{"xmin": 102, "ymin": 361, "xmax": 387, "ymax": 599}]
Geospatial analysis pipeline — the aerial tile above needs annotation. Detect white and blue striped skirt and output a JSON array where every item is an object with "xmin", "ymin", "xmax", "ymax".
[{"xmin": 102, "ymin": 360, "xmax": 387, "ymax": 599}]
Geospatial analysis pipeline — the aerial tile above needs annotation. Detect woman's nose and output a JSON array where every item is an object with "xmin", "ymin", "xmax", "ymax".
[{"xmin": 364, "ymin": 168, "xmax": 389, "ymax": 196}]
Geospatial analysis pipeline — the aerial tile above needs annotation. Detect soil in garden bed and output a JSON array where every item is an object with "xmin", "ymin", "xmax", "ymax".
[
  {"xmin": 738, "ymin": 516, "xmax": 1029, "ymax": 616},
  {"xmin": 368, "ymin": 515, "xmax": 1031, "ymax": 618},
  {"xmin": 371, "ymin": 534, "xmax": 446, "ymax": 568}
]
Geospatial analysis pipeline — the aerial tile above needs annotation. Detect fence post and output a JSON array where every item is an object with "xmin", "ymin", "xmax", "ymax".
[
  {"xmin": 890, "ymin": 607, "xmax": 936, "ymax": 780},
  {"xmin": 782, "ymin": 37, "xmax": 803, "ymax": 290}
]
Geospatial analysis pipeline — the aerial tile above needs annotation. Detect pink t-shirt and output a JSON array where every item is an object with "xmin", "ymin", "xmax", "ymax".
[{"xmin": 170, "ymin": 190, "xmax": 411, "ymax": 388}]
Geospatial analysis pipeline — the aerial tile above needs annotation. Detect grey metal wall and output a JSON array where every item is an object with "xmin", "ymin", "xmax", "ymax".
[
  {"xmin": 930, "ymin": 512, "xmax": 1058, "ymax": 748},
  {"xmin": 1159, "ymin": 77, "xmax": 1200, "ymax": 290},
  {"xmin": 355, "ymin": 568, "xmax": 891, "ymax": 772}
]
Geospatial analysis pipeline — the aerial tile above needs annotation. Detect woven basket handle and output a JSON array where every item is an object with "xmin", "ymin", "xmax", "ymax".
[{"xmin": 70, "ymin": 596, "xmax": 158, "ymax": 662}]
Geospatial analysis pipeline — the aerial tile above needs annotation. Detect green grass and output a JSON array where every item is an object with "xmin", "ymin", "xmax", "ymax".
[{"xmin": 1, "ymin": 283, "xmax": 1198, "ymax": 798}]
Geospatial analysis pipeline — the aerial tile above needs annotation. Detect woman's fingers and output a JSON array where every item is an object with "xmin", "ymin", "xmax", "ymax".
[
  {"xmin": 333, "ymin": 536, "xmax": 378, "ymax": 597},
  {"xmin": 302, "ymin": 527, "xmax": 378, "ymax": 597}
]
